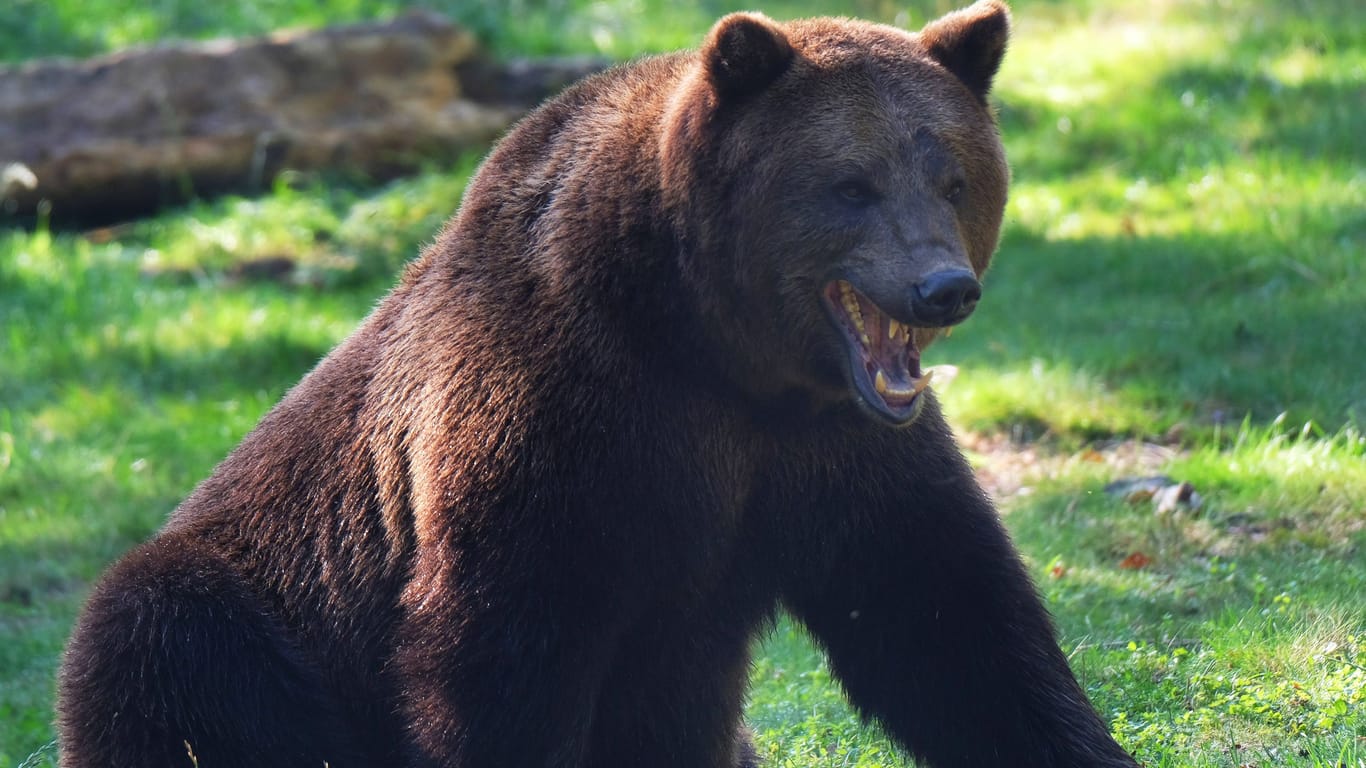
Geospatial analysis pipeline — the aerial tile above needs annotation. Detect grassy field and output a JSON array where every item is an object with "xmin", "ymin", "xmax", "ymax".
[{"xmin": 2, "ymin": 0, "xmax": 1364, "ymax": 766}]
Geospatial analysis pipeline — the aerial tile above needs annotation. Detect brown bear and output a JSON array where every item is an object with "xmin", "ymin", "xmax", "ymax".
[{"xmin": 57, "ymin": 3, "xmax": 1140, "ymax": 767}]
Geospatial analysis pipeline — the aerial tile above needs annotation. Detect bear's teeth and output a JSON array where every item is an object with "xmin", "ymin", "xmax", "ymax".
[
  {"xmin": 885, "ymin": 318, "xmax": 912, "ymax": 343},
  {"xmin": 875, "ymin": 369, "xmax": 934, "ymax": 400},
  {"xmin": 912, "ymin": 368, "xmax": 935, "ymax": 396},
  {"xmin": 842, "ymin": 294, "xmax": 858, "ymax": 317},
  {"xmin": 838, "ymin": 283, "xmax": 864, "ymax": 333}
]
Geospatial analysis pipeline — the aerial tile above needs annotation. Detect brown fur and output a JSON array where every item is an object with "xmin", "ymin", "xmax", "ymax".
[{"xmin": 58, "ymin": 3, "xmax": 1138, "ymax": 766}]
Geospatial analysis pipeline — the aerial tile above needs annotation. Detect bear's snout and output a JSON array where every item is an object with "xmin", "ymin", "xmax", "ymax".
[{"xmin": 909, "ymin": 268, "xmax": 981, "ymax": 327}]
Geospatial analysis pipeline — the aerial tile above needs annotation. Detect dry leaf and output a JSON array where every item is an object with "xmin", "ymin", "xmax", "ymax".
[{"xmin": 1118, "ymin": 552, "xmax": 1153, "ymax": 570}]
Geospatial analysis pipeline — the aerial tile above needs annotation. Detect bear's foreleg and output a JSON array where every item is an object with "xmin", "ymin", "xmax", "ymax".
[{"xmin": 780, "ymin": 410, "xmax": 1139, "ymax": 768}]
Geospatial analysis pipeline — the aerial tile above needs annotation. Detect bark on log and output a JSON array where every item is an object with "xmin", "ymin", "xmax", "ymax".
[{"xmin": 0, "ymin": 12, "xmax": 607, "ymax": 222}]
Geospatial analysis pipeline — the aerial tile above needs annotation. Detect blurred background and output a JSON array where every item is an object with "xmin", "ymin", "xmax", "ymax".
[{"xmin": 1, "ymin": 1, "xmax": 1362, "ymax": 766}]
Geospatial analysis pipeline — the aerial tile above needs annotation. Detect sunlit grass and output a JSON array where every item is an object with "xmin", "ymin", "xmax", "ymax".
[{"xmin": 985, "ymin": 418, "xmax": 1366, "ymax": 764}]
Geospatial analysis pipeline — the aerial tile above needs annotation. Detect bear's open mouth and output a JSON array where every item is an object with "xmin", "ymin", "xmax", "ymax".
[{"xmin": 822, "ymin": 279, "xmax": 933, "ymax": 424}]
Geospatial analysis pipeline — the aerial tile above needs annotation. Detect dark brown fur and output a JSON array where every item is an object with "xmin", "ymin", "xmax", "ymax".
[{"xmin": 58, "ymin": 3, "xmax": 1139, "ymax": 766}]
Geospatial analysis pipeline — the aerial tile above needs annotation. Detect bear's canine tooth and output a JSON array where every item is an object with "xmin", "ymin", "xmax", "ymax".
[
  {"xmin": 874, "ymin": 370, "xmax": 888, "ymax": 395},
  {"xmin": 888, "ymin": 319, "xmax": 898, "ymax": 340},
  {"xmin": 911, "ymin": 368, "xmax": 935, "ymax": 396}
]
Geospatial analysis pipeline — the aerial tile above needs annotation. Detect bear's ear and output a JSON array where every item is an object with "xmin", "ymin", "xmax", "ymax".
[
  {"xmin": 919, "ymin": 0, "xmax": 1011, "ymax": 104},
  {"xmin": 702, "ymin": 12, "xmax": 794, "ymax": 102}
]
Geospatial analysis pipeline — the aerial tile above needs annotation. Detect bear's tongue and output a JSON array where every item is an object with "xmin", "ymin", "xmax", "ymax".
[{"xmin": 824, "ymin": 280, "xmax": 933, "ymax": 422}]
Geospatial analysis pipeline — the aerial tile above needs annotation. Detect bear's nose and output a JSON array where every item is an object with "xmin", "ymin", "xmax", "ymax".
[{"xmin": 910, "ymin": 269, "xmax": 981, "ymax": 327}]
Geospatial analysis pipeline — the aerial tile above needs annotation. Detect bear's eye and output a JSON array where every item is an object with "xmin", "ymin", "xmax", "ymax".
[
  {"xmin": 944, "ymin": 180, "xmax": 965, "ymax": 204},
  {"xmin": 833, "ymin": 180, "xmax": 879, "ymax": 206}
]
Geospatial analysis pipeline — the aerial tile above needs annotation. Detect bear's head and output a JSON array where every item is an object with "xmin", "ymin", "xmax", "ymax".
[{"xmin": 661, "ymin": 1, "xmax": 1010, "ymax": 426}]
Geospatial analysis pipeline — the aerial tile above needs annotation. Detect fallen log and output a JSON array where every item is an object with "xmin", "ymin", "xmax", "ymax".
[{"xmin": 0, "ymin": 12, "xmax": 606, "ymax": 223}]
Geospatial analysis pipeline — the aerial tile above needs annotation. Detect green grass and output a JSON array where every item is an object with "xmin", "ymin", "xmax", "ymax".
[{"xmin": 3, "ymin": 1, "xmax": 1364, "ymax": 766}]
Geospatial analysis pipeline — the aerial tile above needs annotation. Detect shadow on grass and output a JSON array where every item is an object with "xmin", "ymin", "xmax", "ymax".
[
  {"xmin": 0, "ymin": 1, "xmax": 101, "ymax": 64},
  {"xmin": 1158, "ymin": 66, "xmax": 1360, "ymax": 163},
  {"xmin": 945, "ymin": 224, "xmax": 1366, "ymax": 433}
]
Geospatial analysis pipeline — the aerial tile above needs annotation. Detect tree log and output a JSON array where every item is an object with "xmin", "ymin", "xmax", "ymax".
[{"xmin": 0, "ymin": 12, "xmax": 606, "ymax": 223}]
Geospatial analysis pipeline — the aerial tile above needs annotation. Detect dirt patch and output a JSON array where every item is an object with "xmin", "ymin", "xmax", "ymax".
[{"xmin": 962, "ymin": 432, "xmax": 1181, "ymax": 505}]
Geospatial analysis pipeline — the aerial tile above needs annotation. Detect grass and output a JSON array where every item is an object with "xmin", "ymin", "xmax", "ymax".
[{"xmin": 2, "ymin": 0, "xmax": 1364, "ymax": 766}]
